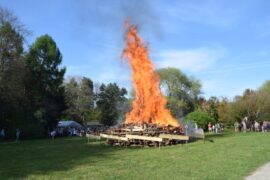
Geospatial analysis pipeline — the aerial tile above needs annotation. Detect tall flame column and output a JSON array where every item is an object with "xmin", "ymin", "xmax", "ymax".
[{"xmin": 122, "ymin": 22, "xmax": 179, "ymax": 127}]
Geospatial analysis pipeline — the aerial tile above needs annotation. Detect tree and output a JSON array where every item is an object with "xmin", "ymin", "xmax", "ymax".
[
  {"xmin": 255, "ymin": 90, "xmax": 270, "ymax": 122},
  {"xmin": 96, "ymin": 83, "xmax": 127, "ymax": 126},
  {"xmin": 0, "ymin": 7, "xmax": 27, "ymax": 137},
  {"xmin": 64, "ymin": 77, "xmax": 95, "ymax": 124},
  {"xmin": 76, "ymin": 77, "xmax": 94, "ymax": 124},
  {"xmin": 259, "ymin": 80, "xmax": 270, "ymax": 93},
  {"xmin": 256, "ymin": 81, "xmax": 270, "ymax": 122},
  {"xmin": 25, "ymin": 34, "xmax": 66, "ymax": 131},
  {"xmin": 156, "ymin": 67, "xmax": 202, "ymax": 118},
  {"xmin": 64, "ymin": 77, "xmax": 79, "ymax": 120},
  {"xmin": 217, "ymin": 98, "xmax": 233, "ymax": 126},
  {"xmin": 225, "ymin": 84, "xmax": 270, "ymax": 127},
  {"xmin": 199, "ymin": 96, "xmax": 219, "ymax": 122},
  {"xmin": 0, "ymin": 6, "xmax": 29, "ymax": 38},
  {"xmin": 185, "ymin": 110, "xmax": 215, "ymax": 130}
]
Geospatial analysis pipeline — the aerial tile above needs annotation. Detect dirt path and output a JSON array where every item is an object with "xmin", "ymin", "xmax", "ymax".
[{"xmin": 245, "ymin": 162, "xmax": 270, "ymax": 180}]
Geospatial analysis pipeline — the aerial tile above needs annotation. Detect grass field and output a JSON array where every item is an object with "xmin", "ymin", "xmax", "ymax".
[{"xmin": 1, "ymin": 130, "xmax": 270, "ymax": 180}]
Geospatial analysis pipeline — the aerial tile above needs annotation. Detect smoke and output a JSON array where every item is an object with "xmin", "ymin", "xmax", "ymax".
[
  {"xmin": 70, "ymin": 0, "xmax": 162, "ymax": 43},
  {"xmin": 119, "ymin": 0, "xmax": 161, "ymax": 35}
]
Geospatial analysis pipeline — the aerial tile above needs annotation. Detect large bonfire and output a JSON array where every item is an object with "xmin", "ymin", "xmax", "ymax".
[{"xmin": 122, "ymin": 22, "xmax": 179, "ymax": 127}]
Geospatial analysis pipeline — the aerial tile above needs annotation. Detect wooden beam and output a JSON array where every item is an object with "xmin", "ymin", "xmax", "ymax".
[
  {"xmin": 126, "ymin": 135, "xmax": 163, "ymax": 142},
  {"xmin": 159, "ymin": 134, "xmax": 189, "ymax": 141},
  {"xmin": 100, "ymin": 133, "xmax": 128, "ymax": 141}
]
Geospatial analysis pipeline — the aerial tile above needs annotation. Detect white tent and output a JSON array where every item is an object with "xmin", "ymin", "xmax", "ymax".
[{"xmin": 57, "ymin": 120, "xmax": 82, "ymax": 128}]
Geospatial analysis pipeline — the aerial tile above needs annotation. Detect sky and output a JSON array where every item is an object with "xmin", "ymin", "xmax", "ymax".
[{"xmin": 1, "ymin": 0, "xmax": 270, "ymax": 99}]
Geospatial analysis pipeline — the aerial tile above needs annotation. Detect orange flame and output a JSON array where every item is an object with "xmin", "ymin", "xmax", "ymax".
[{"xmin": 122, "ymin": 22, "xmax": 180, "ymax": 127}]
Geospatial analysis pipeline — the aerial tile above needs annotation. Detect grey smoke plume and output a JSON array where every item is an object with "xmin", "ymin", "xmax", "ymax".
[{"xmin": 70, "ymin": 0, "xmax": 162, "ymax": 43}]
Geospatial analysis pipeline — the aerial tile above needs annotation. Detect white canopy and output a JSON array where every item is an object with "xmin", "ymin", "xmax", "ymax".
[{"xmin": 57, "ymin": 120, "xmax": 82, "ymax": 128}]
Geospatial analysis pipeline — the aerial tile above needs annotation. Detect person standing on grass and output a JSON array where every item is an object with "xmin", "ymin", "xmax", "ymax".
[
  {"xmin": 208, "ymin": 122, "xmax": 212, "ymax": 133},
  {"xmin": 0, "ymin": 128, "xmax": 5, "ymax": 139},
  {"xmin": 242, "ymin": 118, "xmax": 247, "ymax": 133},
  {"xmin": 16, "ymin": 129, "xmax": 21, "ymax": 142},
  {"xmin": 50, "ymin": 130, "xmax": 56, "ymax": 139},
  {"xmin": 217, "ymin": 123, "xmax": 220, "ymax": 133},
  {"xmin": 254, "ymin": 121, "xmax": 260, "ymax": 132}
]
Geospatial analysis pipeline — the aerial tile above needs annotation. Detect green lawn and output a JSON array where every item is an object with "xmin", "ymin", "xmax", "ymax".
[{"xmin": 0, "ymin": 130, "xmax": 270, "ymax": 180}]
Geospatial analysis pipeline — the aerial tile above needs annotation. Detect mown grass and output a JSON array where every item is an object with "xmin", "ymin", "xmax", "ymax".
[{"xmin": 0, "ymin": 130, "xmax": 270, "ymax": 180}]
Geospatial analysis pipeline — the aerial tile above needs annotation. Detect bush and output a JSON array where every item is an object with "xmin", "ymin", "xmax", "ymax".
[{"xmin": 185, "ymin": 110, "xmax": 215, "ymax": 130}]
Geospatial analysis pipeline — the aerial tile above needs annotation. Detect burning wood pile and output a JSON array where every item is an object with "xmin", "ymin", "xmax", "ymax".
[
  {"xmin": 97, "ymin": 21, "xmax": 190, "ymax": 147},
  {"xmin": 100, "ymin": 124, "xmax": 187, "ymax": 147}
]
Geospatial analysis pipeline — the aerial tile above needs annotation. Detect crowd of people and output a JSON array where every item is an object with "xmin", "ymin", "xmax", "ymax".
[
  {"xmin": 48, "ymin": 125, "xmax": 108, "ymax": 139},
  {"xmin": 49, "ymin": 127, "xmax": 86, "ymax": 139},
  {"xmin": 207, "ymin": 122, "xmax": 224, "ymax": 134},
  {"xmin": 234, "ymin": 119, "xmax": 270, "ymax": 133}
]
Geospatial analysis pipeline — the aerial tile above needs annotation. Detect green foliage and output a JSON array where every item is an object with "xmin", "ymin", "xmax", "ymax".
[
  {"xmin": 0, "ymin": 7, "xmax": 29, "ymax": 138},
  {"xmin": 96, "ymin": 83, "xmax": 127, "ymax": 126},
  {"xmin": 185, "ymin": 110, "xmax": 215, "ymax": 129},
  {"xmin": 64, "ymin": 78, "xmax": 79, "ymax": 120},
  {"xmin": 199, "ymin": 96, "xmax": 219, "ymax": 122},
  {"xmin": 87, "ymin": 108, "xmax": 102, "ymax": 122},
  {"xmin": 156, "ymin": 67, "xmax": 202, "ymax": 118},
  {"xmin": 259, "ymin": 80, "xmax": 270, "ymax": 93},
  {"xmin": 221, "ymin": 85, "xmax": 270, "ymax": 125},
  {"xmin": 78, "ymin": 77, "xmax": 94, "ymax": 123},
  {"xmin": 257, "ymin": 81, "xmax": 270, "ymax": 121},
  {"xmin": 217, "ymin": 98, "xmax": 234, "ymax": 126},
  {"xmin": 24, "ymin": 34, "xmax": 66, "ymax": 131},
  {"xmin": 230, "ymin": 89, "xmax": 261, "ymax": 123},
  {"xmin": 64, "ymin": 77, "xmax": 95, "ymax": 124}
]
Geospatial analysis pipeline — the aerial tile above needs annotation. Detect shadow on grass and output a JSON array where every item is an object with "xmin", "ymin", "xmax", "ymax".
[
  {"xmin": 206, "ymin": 133, "xmax": 226, "ymax": 138},
  {"xmin": 0, "ymin": 137, "xmax": 119, "ymax": 179},
  {"xmin": 205, "ymin": 129, "xmax": 236, "ymax": 139},
  {"xmin": 204, "ymin": 139, "xmax": 215, "ymax": 143}
]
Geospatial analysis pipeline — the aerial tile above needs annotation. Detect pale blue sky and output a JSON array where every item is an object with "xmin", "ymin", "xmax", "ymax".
[{"xmin": 1, "ymin": 0, "xmax": 270, "ymax": 99}]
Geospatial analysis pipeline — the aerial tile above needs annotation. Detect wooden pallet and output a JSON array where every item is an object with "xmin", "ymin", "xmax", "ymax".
[
  {"xmin": 126, "ymin": 134, "xmax": 163, "ymax": 142},
  {"xmin": 95, "ymin": 124, "xmax": 188, "ymax": 147},
  {"xmin": 159, "ymin": 134, "xmax": 189, "ymax": 141},
  {"xmin": 100, "ymin": 133, "xmax": 128, "ymax": 141}
]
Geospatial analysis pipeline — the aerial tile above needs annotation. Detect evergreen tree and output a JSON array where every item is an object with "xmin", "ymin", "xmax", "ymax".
[
  {"xmin": 77, "ymin": 77, "xmax": 94, "ymax": 124},
  {"xmin": 64, "ymin": 77, "xmax": 94, "ymax": 124},
  {"xmin": 64, "ymin": 77, "xmax": 79, "ymax": 120},
  {"xmin": 96, "ymin": 83, "xmax": 127, "ymax": 126},
  {"xmin": 25, "ymin": 34, "xmax": 66, "ymax": 131}
]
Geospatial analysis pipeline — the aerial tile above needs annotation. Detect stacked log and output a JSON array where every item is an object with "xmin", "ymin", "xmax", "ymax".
[{"xmin": 97, "ymin": 124, "xmax": 188, "ymax": 147}]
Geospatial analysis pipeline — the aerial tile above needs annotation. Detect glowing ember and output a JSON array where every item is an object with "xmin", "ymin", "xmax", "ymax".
[{"xmin": 122, "ymin": 21, "xmax": 180, "ymax": 127}]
